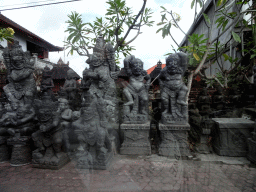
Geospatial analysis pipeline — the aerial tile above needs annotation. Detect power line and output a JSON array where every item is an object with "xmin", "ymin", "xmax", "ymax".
[
  {"xmin": 0, "ymin": 0, "xmax": 58, "ymax": 8},
  {"xmin": 0, "ymin": 0, "xmax": 81, "ymax": 12}
]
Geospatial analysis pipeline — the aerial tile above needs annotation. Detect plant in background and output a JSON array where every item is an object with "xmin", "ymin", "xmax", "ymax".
[
  {"xmin": 0, "ymin": 27, "xmax": 14, "ymax": 42},
  {"xmin": 157, "ymin": 0, "xmax": 256, "ymax": 99},
  {"xmin": 65, "ymin": 0, "xmax": 154, "ymax": 64}
]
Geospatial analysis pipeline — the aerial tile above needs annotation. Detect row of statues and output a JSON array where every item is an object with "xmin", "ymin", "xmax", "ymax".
[{"xmin": 0, "ymin": 38, "xmax": 191, "ymax": 169}]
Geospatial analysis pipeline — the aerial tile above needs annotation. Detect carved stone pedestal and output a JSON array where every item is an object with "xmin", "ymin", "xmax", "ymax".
[
  {"xmin": 197, "ymin": 134, "xmax": 211, "ymax": 154},
  {"xmin": 159, "ymin": 123, "xmax": 190, "ymax": 159},
  {"xmin": 0, "ymin": 136, "xmax": 9, "ymax": 162},
  {"xmin": 212, "ymin": 118, "xmax": 255, "ymax": 156},
  {"xmin": 32, "ymin": 151, "xmax": 70, "ymax": 170},
  {"xmin": 7, "ymin": 136, "xmax": 31, "ymax": 166},
  {"xmin": 120, "ymin": 121, "xmax": 151, "ymax": 155}
]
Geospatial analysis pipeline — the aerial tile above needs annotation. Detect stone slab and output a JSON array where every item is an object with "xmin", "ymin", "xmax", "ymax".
[
  {"xmin": 247, "ymin": 138, "xmax": 256, "ymax": 164},
  {"xmin": 212, "ymin": 118, "xmax": 255, "ymax": 157},
  {"xmin": 120, "ymin": 122, "xmax": 151, "ymax": 155}
]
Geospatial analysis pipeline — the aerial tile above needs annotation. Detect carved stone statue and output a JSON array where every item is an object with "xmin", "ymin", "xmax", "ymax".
[
  {"xmin": 72, "ymin": 91, "xmax": 112, "ymax": 169},
  {"xmin": 159, "ymin": 52, "xmax": 188, "ymax": 124},
  {"xmin": 32, "ymin": 93, "xmax": 69, "ymax": 169},
  {"xmin": 0, "ymin": 103, "xmax": 9, "ymax": 162},
  {"xmin": 57, "ymin": 98, "xmax": 72, "ymax": 152},
  {"xmin": 228, "ymin": 87, "xmax": 241, "ymax": 108},
  {"xmin": 197, "ymin": 88, "xmax": 212, "ymax": 120},
  {"xmin": 122, "ymin": 55, "xmax": 151, "ymax": 124},
  {"xmin": 2, "ymin": 40, "xmax": 36, "ymax": 105},
  {"xmin": 40, "ymin": 66, "xmax": 56, "ymax": 101},
  {"xmin": 212, "ymin": 85, "xmax": 225, "ymax": 111},
  {"xmin": 62, "ymin": 69, "xmax": 77, "ymax": 101}
]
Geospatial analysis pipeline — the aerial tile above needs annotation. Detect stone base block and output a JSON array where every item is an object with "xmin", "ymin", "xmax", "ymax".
[
  {"xmin": 212, "ymin": 118, "xmax": 254, "ymax": 157},
  {"xmin": 120, "ymin": 122, "xmax": 151, "ymax": 155},
  {"xmin": 32, "ymin": 152, "xmax": 70, "ymax": 170},
  {"xmin": 159, "ymin": 123, "xmax": 190, "ymax": 158},
  {"xmin": 247, "ymin": 138, "xmax": 256, "ymax": 164},
  {"xmin": 7, "ymin": 136, "xmax": 31, "ymax": 166}
]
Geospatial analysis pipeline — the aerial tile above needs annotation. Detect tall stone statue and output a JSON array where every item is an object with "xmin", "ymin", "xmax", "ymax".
[
  {"xmin": 122, "ymin": 55, "xmax": 151, "ymax": 124},
  {"xmin": 32, "ymin": 94, "xmax": 69, "ymax": 169},
  {"xmin": 2, "ymin": 40, "xmax": 36, "ymax": 105},
  {"xmin": 158, "ymin": 52, "xmax": 191, "ymax": 158},
  {"xmin": 159, "ymin": 52, "xmax": 188, "ymax": 124},
  {"xmin": 40, "ymin": 66, "xmax": 56, "ymax": 101}
]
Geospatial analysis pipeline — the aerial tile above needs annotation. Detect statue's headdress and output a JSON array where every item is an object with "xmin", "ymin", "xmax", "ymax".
[{"xmin": 42, "ymin": 66, "xmax": 52, "ymax": 77}]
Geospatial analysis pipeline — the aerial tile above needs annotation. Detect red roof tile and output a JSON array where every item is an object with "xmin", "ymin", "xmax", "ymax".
[{"xmin": 147, "ymin": 64, "xmax": 166, "ymax": 74}]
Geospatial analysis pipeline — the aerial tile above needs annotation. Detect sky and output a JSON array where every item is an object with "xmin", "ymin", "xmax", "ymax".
[{"xmin": 0, "ymin": 0, "xmax": 195, "ymax": 77}]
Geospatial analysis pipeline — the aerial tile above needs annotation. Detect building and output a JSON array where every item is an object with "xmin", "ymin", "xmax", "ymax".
[{"xmin": 0, "ymin": 13, "xmax": 63, "ymax": 70}]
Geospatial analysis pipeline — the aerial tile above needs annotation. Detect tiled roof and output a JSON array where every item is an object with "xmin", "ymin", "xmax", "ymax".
[
  {"xmin": 0, "ymin": 13, "xmax": 63, "ymax": 52},
  {"xmin": 147, "ymin": 64, "xmax": 166, "ymax": 74}
]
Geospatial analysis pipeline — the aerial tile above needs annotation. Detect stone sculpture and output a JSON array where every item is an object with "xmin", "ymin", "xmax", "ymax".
[
  {"xmin": 228, "ymin": 87, "xmax": 241, "ymax": 108},
  {"xmin": 2, "ymin": 40, "xmax": 36, "ymax": 105},
  {"xmin": 0, "ymin": 103, "xmax": 9, "ymax": 162},
  {"xmin": 197, "ymin": 88, "xmax": 212, "ymax": 120},
  {"xmin": 57, "ymin": 98, "xmax": 72, "ymax": 152},
  {"xmin": 122, "ymin": 55, "xmax": 151, "ymax": 124},
  {"xmin": 32, "ymin": 94, "xmax": 69, "ymax": 169},
  {"xmin": 72, "ymin": 91, "xmax": 112, "ymax": 169},
  {"xmin": 158, "ymin": 52, "xmax": 191, "ymax": 158},
  {"xmin": 120, "ymin": 56, "xmax": 151, "ymax": 155},
  {"xmin": 62, "ymin": 69, "xmax": 77, "ymax": 101},
  {"xmin": 212, "ymin": 85, "xmax": 225, "ymax": 111},
  {"xmin": 159, "ymin": 52, "xmax": 188, "ymax": 124},
  {"xmin": 40, "ymin": 66, "xmax": 56, "ymax": 101}
]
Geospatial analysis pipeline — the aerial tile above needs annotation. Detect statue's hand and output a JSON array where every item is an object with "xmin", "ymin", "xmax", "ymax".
[{"xmin": 110, "ymin": 71, "xmax": 119, "ymax": 80}]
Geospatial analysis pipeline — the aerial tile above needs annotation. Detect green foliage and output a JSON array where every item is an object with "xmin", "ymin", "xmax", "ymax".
[
  {"xmin": 180, "ymin": 34, "xmax": 210, "ymax": 68},
  {"xmin": 65, "ymin": 0, "xmax": 154, "ymax": 64},
  {"xmin": 0, "ymin": 27, "xmax": 14, "ymax": 42}
]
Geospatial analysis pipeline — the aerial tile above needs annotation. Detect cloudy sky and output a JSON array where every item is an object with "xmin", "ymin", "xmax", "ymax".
[{"xmin": 1, "ymin": 0, "xmax": 195, "ymax": 77}]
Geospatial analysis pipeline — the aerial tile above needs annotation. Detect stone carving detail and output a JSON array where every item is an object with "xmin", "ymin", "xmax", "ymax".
[
  {"xmin": 159, "ymin": 52, "xmax": 188, "ymax": 124},
  {"xmin": 32, "ymin": 94, "xmax": 69, "ymax": 169},
  {"xmin": 122, "ymin": 55, "xmax": 151, "ymax": 124},
  {"xmin": 2, "ymin": 40, "xmax": 36, "ymax": 105},
  {"xmin": 212, "ymin": 85, "xmax": 225, "ymax": 111}
]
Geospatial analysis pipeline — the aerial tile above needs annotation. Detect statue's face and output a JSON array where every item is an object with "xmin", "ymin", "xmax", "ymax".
[
  {"xmin": 131, "ymin": 62, "xmax": 143, "ymax": 76},
  {"xmin": 16, "ymin": 108, "xmax": 25, "ymax": 119},
  {"xmin": 14, "ymin": 83, "xmax": 22, "ymax": 91},
  {"xmin": 38, "ymin": 108, "xmax": 52, "ymax": 122},
  {"xmin": 59, "ymin": 102, "xmax": 67, "ymax": 111},
  {"xmin": 5, "ymin": 103, "xmax": 12, "ymax": 112},
  {"xmin": 167, "ymin": 58, "xmax": 179, "ymax": 74},
  {"xmin": 11, "ymin": 102, "xmax": 19, "ymax": 111}
]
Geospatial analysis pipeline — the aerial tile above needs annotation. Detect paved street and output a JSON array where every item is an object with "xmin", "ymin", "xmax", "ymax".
[{"xmin": 0, "ymin": 154, "xmax": 256, "ymax": 192}]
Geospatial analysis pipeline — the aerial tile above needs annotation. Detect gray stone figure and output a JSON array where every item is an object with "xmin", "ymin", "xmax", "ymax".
[
  {"xmin": 40, "ymin": 66, "xmax": 56, "ymax": 101},
  {"xmin": 197, "ymin": 88, "xmax": 212, "ymax": 120},
  {"xmin": 72, "ymin": 91, "xmax": 112, "ymax": 169},
  {"xmin": 122, "ymin": 55, "xmax": 151, "ymax": 124},
  {"xmin": 159, "ymin": 52, "xmax": 188, "ymax": 124},
  {"xmin": 2, "ymin": 40, "xmax": 36, "ymax": 105},
  {"xmin": 0, "ymin": 101, "xmax": 36, "ymax": 166},
  {"xmin": 57, "ymin": 98, "xmax": 72, "ymax": 152},
  {"xmin": 0, "ymin": 103, "xmax": 9, "ymax": 162},
  {"xmin": 32, "ymin": 93, "xmax": 69, "ymax": 169},
  {"xmin": 62, "ymin": 69, "xmax": 77, "ymax": 101},
  {"xmin": 212, "ymin": 85, "xmax": 225, "ymax": 111},
  {"xmin": 158, "ymin": 52, "xmax": 191, "ymax": 158},
  {"xmin": 228, "ymin": 87, "xmax": 241, "ymax": 108}
]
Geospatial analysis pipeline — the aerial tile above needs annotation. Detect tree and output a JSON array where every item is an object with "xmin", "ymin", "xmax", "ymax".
[
  {"xmin": 157, "ymin": 0, "xmax": 256, "ymax": 101},
  {"xmin": 0, "ymin": 27, "xmax": 14, "ymax": 42},
  {"xmin": 64, "ymin": 0, "xmax": 154, "ymax": 64}
]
